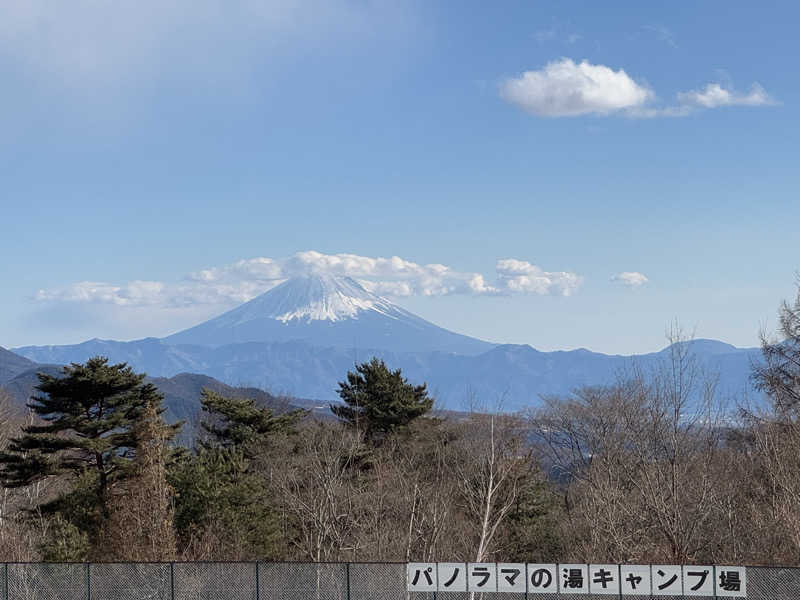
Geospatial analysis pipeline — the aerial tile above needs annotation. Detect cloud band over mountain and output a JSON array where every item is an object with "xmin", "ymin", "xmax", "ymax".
[{"xmin": 34, "ymin": 251, "xmax": 584, "ymax": 309}]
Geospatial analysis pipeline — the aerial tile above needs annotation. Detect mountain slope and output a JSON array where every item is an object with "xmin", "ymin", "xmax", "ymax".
[
  {"xmin": 11, "ymin": 337, "xmax": 764, "ymax": 412},
  {"xmin": 0, "ymin": 347, "xmax": 36, "ymax": 384},
  {"xmin": 1, "ymin": 366, "xmax": 312, "ymax": 444},
  {"xmin": 163, "ymin": 274, "xmax": 494, "ymax": 355},
  {"xmin": 14, "ymin": 337, "xmax": 207, "ymax": 376},
  {"xmin": 11, "ymin": 273, "xmax": 765, "ymax": 412}
]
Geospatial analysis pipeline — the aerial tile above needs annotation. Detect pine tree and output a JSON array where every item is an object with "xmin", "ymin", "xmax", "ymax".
[
  {"xmin": 200, "ymin": 389, "xmax": 305, "ymax": 453},
  {"xmin": 171, "ymin": 389, "xmax": 303, "ymax": 559},
  {"xmin": 39, "ymin": 516, "xmax": 90, "ymax": 562},
  {"xmin": 331, "ymin": 357, "xmax": 434, "ymax": 442},
  {"xmin": 0, "ymin": 357, "xmax": 180, "ymax": 550},
  {"xmin": 500, "ymin": 475, "xmax": 563, "ymax": 562}
]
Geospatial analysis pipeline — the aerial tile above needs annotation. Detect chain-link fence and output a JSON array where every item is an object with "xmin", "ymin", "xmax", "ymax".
[{"xmin": 0, "ymin": 563, "xmax": 796, "ymax": 599}]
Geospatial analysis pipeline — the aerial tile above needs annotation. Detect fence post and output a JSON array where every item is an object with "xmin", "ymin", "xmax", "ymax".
[
  {"xmin": 712, "ymin": 565, "xmax": 717, "ymax": 600},
  {"xmin": 86, "ymin": 563, "xmax": 90, "ymax": 600},
  {"xmin": 524, "ymin": 566, "xmax": 528, "ymax": 600},
  {"xmin": 4, "ymin": 563, "xmax": 8, "ymax": 600},
  {"xmin": 170, "ymin": 562, "xmax": 175, "ymax": 600},
  {"xmin": 256, "ymin": 562, "xmax": 260, "ymax": 600},
  {"xmin": 346, "ymin": 562, "xmax": 351, "ymax": 600}
]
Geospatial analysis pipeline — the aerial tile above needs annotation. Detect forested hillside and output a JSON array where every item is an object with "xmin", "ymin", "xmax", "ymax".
[{"xmin": 1, "ymin": 283, "xmax": 800, "ymax": 565}]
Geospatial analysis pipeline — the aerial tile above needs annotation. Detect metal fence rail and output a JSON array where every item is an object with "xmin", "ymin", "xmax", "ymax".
[{"xmin": 0, "ymin": 562, "xmax": 796, "ymax": 599}]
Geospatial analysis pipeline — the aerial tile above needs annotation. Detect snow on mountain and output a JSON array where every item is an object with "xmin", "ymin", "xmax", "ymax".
[
  {"xmin": 10, "ymin": 274, "xmax": 763, "ymax": 412},
  {"xmin": 221, "ymin": 274, "xmax": 403, "ymax": 324},
  {"xmin": 162, "ymin": 274, "xmax": 494, "ymax": 355}
]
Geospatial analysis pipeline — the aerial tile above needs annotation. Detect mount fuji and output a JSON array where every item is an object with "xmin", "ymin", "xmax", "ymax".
[
  {"xmin": 9, "ymin": 274, "xmax": 764, "ymax": 411},
  {"xmin": 163, "ymin": 274, "xmax": 493, "ymax": 355}
]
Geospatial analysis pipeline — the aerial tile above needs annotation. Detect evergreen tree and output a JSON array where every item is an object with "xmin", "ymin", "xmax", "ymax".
[
  {"xmin": 171, "ymin": 447, "xmax": 281, "ymax": 559},
  {"xmin": 171, "ymin": 389, "xmax": 303, "ymax": 559},
  {"xmin": 500, "ymin": 475, "xmax": 563, "ymax": 562},
  {"xmin": 39, "ymin": 516, "xmax": 90, "ymax": 562},
  {"xmin": 0, "ymin": 357, "xmax": 179, "ymax": 551},
  {"xmin": 0, "ymin": 357, "xmax": 178, "ymax": 495},
  {"xmin": 331, "ymin": 357, "xmax": 434, "ymax": 442},
  {"xmin": 200, "ymin": 389, "xmax": 305, "ymax": 453}
]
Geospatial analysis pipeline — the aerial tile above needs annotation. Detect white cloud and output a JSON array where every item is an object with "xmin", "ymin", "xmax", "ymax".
[
  {"xmin": 677, "ymin": 83, "xmax": 774, "ymax": 108},
  {"xmin": 188, "ymin": 257, "xmax": 284, "ymax": 284},
  {"xmin": 611, "ymin": 272, "xmax": 649, "ymax": 288},
  {"xmin": 496, "ymin": 259, "xmax": 582, "ymax": 296},
  {"xmin": 501, "ymin": 58, "xmax": 654, "ymax": 117},
  {"xmin": 625, "ymin": 105, "xmax": 694, "ymax": 119},
  {"xmin": 502, "ymin": 59, "xmax": 776, "ymax": 119},
  {"xmin": 359, "ymin": 280, "xmax": 415, "ymax": 297},
  {"xmin": 34, "ymin": 251, "xmax": 584, "ymax": 309},
  {"xmin": 35, "ymin": 281, "xmax": 166, "ymax": 306}
]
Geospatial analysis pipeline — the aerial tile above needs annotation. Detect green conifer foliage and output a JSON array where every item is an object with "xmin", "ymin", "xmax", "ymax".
[
  {"xmin": 331, "ymin": 357, "xmax": 434, "ymax": 442},
  {"xmin": 0, "ymin": 356, "xmax": 179, "ymax": 510},
  {"xmin": 200, "ymin": 389, "xmax": 305, "ymax": 452},
  {"xmin": 39, "ymin": 516, "xmax": 90, "ymax": 562},
  {"xmin": 171, "ymin": 389, "xmax": 304, "ymax": 559}
]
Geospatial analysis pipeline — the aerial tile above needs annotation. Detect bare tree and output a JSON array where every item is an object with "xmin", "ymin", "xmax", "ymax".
[
  {"xmin": 529, "ymin": 326, "xmax": 729, "ymax": 563},
  {"xmin": 736, "ymin": 414, "xmax": 800, "ymax": 562},
  {"xmin": 753, "ymin": 284, "xmax": 800, "ymax": 412},
  {"xmin": 731, "ymin": 283, "xmax": 800, "ymax": 562},
  {"xmin": 100, "ymin": 399, "xmax": 177, "ymax": 561},
  {"xmin": 0, "ymin": 393, "xmax": 50, "ymax": 561},
  {"xmin": 276, "ymin": 422, "xmax": 364, "ymax": 562},
  {"xmin": 386, "ymin": 420, "xmax": 460, "ymax": 562},
  {"xmin": 456, "ymin": 413, "xmax": 529, "ymax": 562}
]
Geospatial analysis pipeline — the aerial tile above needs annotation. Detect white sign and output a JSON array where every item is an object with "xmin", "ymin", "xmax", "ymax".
[
  {"xmin": 590, "ymin": 564, "xmax": 620, "ymax": 595},
  {"xmin": 436, "ymin": 563, "xmax": 466, "ymax": 592},
  {"xmin": 716, "ymin": 566, "xmax": 747, "ymax": 597},
  {"xmin": 497, "ymin": 563, "xmax": 526, "ymax": 593},
  {"xmin": 620, "ymin": 565, "xmax": 651, "ymax": 595},
  {"xmin": 652, "ymin": 565, "xmax": 683, "ymax": 596},
  {"xmin": 527, "ymin": 564, "xmax": 557, "ymax": 593},
  {"xmin": 559, "ymin": 564, "xmax": 589, "ymax": 594},
  {"xmin": 683, "ymin": 565, "xmax": 714, "ymax": 596},
  {"xmin": 407, "ymin": 563, "xmax": 436, "ymax": 592},
  {"xmin": 467, "ymin": 563, "xmax": 497, "ymax": 592},
  {"xmin": 406, "ymin": 562, "xmax": 748, "ymax": 597}
]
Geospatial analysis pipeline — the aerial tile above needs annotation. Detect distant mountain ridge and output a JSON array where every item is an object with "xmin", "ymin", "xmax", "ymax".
[
  {"xmin": 10, "ymin": 337, "xmax": 763, "ymax": 412},
  {"xmin": 9, "ymin": 274, "xmax": 766, "ymax": 412},
  {"xmin": 0, "ymin": 362, "xmax": 313, "ymax": 444}
]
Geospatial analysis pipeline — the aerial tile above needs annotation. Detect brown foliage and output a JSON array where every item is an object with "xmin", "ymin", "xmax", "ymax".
[
  {"xmin": 0, "ymin": 392, "xmax": 50, "ymax": 561},
  {"xmin": 99, "ymin": 400, "xmax": 177, "ymax": 561}
]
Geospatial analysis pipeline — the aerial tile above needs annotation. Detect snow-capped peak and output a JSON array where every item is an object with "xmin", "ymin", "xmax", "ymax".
[
  {"xmin": 227, "ymin": 274, "xmax": 402, "ymax": 325},
  {"xmin": 163, "ymin": 272, "xmax": 493, "ymax": 354},
  {"xmin": 164, "ymin": 275, "xmax": 492, "ymax": 354}
]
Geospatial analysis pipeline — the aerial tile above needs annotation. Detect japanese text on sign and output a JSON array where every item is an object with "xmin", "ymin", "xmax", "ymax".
[{"xmin": 406, "ymin": 563, "xmax": 746, "ymax": 596}]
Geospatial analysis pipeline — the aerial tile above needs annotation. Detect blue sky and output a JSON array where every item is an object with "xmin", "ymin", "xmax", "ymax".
[{"xmin": 1, "ymin": 0, "xmax": 798, "ymax": 354}]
